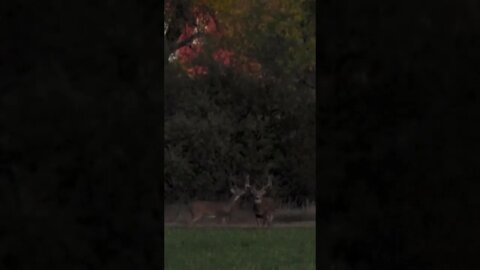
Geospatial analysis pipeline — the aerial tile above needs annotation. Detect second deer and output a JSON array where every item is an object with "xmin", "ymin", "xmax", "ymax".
[
  {"xmin": 248, "ymin": 175, "xmax": 277, "ymax": 227},
  {"xmin": 189, "ymin": 176, "xmax": 249, "ymax": 226}
]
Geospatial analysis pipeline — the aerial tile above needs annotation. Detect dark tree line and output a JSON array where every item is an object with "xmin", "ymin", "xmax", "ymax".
[
  {"xmin": 163, "ymin": 0, "xmax": 316, "ymax": 206},
  {"xmin": 164, "ymin": 65, "xmax": 316, "ymax": 205}
]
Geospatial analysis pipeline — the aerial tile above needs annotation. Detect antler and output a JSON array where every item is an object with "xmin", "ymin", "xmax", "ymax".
[
  {"xmin": 229, "ymin": 179, "xmax": 236, "ymax": 193},
  {"xmin": 229, "ymin": 173, "xmax": 252, "ymax": 194},
  {"xmin": 245, "ymin": 174, "xmax": 251, "ymax": 189},
  {"xmin": 260, "ymin": 175, "xmax": 273, "ymax": 192}
]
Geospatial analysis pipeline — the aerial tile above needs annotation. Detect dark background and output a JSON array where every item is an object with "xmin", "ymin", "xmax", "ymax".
[
  {"xmin": 1, "ymin": 1, "xmax": 162, "ymax": 269},
  {"xmin": 319, "ymin": 1, "xmax": 480, "ymax": 269},
  {"xmin": 2, "ymin": 0, "xmax": 479, "ymax": 269}
]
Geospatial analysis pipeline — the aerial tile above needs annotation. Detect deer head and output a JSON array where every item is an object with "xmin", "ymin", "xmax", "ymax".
[
  {"xmin": 229, "ymin": 174, "xmax": 251, "ymax": 202},
  {"xmin": 250, "ymin": 175, "xmax": 272, "ymax": 204}
]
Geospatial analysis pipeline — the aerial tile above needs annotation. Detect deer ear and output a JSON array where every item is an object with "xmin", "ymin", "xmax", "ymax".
[{"xmin": 230, "ymin": 188, "xmax": 236, "ymax": 194}]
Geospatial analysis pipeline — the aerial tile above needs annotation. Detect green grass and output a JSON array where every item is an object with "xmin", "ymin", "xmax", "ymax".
[{"xmin": 165, "ymin": 227, "xmax": 315, "ymax": 270}]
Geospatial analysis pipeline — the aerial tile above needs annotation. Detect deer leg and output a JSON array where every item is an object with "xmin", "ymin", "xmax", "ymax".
[
  {"xmin": 255, "ymin": 217, "xmax": 261, "ymax": 227},
  {"xmin": 227, "ymin": 214, "xmax": 232, "ymax": 224},
  {"xmin": 190, "ymin": 217, "xmax": 199, "ymax": 226},
  {"xmin": 189, "ymin": 215, "xmax": 194, "ymax": 226},
  {"xmin": 256, "ymin": 213, "xmax": 265, "ymax": 227},
  {"xmin": 266, "ymin": 214, "xmax": 273, "ymax": 227},
  {"xmin": 190, "ymin": 214, "xmax": 202, "ymax": 226}
]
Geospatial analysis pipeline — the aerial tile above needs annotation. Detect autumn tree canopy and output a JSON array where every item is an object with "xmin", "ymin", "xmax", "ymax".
[
  {"xmin": 164, "ymin": 0, "xmax": 315, "ymax": 81},
  {"xmin": 164, "ymin": 0, "xmax": 316, "ymax": 204}
]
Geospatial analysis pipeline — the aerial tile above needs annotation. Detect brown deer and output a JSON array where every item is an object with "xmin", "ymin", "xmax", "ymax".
[
  {"xmin": 189, "ymin": 176, "xmax": 249, "ymax": 225},
  {"xmin": 248, "ymin": 175, "xmax": 277, "ymax": 227}
]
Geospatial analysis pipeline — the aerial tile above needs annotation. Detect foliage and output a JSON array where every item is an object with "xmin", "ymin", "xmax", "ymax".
[
  {"xmin": 164, "ymin": 0, "xmax": 316, "ymax": 204},
  {"xmin": 165, "ymin": 69, "xmax": 315, "ymax": 203},
  {"xmin": 165, "ymin": 0, "xmax": 315, "ymax": 81}
]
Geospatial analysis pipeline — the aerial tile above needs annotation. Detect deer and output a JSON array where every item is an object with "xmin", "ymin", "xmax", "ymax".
[
  {"xmin": 188, "ymin": 176, "xmax": 250, "ymax": 226},
  {"xmin": 248, "ymin": 175, "xmax": 277, "ymax": 227}
]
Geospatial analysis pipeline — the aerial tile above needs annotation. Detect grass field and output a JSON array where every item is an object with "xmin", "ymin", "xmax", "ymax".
[{"xmin": 165, "ymin": 227, "xmax": 315, "ymax": 270}]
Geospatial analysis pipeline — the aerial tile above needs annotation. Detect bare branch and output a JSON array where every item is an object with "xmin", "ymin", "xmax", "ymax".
[
  {"xmin": 260, "ymin": 175, "xmax": 273, "ymax": 192},
  {"xmin": 171, "ymin": 32, "xmax": 205, "ymax": 53},
  {"xmin": 245, "ymin": 174, "xmax": 250, "ymax": 186}
]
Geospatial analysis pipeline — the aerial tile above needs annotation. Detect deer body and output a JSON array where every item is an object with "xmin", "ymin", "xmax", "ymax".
[
  {"xmin": 249, "ymin": 175, "xmax": 276, "ymax": 227},
  {"xmin": 189, "ymin": 179, "xmax": 248, "ymax": 225},
  {"xmin": 189, "ymin": 197, "xmax": 241, "ymax": 224},
  {"xmin": 253, "ymin": 197, "xmax": 276, "ymax": 227}
]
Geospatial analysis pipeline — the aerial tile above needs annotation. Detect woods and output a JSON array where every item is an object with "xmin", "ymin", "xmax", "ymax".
[{"xmin": 164, "ymin": 0, "xmax": 316, "ymax": 205}]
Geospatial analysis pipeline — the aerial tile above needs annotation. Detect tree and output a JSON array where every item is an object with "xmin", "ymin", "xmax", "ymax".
[{"xmin": 164, "ymin": 0, "xmax": 315, "ymax": 81}]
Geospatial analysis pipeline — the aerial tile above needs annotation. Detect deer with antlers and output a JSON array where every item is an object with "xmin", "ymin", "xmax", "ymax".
[
  {"xmin": 188, "ymin": 175, "xmax": 250, "ymax": 226},
  {"xmin": 247, "ymin": 175, "xmax": 277, "ymax": 227}
]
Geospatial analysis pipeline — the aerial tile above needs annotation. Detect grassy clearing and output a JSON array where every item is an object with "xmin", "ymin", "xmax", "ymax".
[{"xmin": 165, "ymin": 227, "xmax": 315, "ymax": 270}]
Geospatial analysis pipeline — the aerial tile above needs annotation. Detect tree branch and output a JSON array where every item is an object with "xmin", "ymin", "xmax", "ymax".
[{"xmin": 171, "ymin": 32, "xmax": 205, "ymax": 53}]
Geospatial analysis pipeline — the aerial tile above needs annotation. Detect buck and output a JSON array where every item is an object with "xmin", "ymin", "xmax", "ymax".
[
  {"xmin": 249, "ymin": 175, "xmax": 277, "ymax": 227},
  {"xmin": 189, "ymin": 176, "xmax": 249, "ymax": 225}
]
